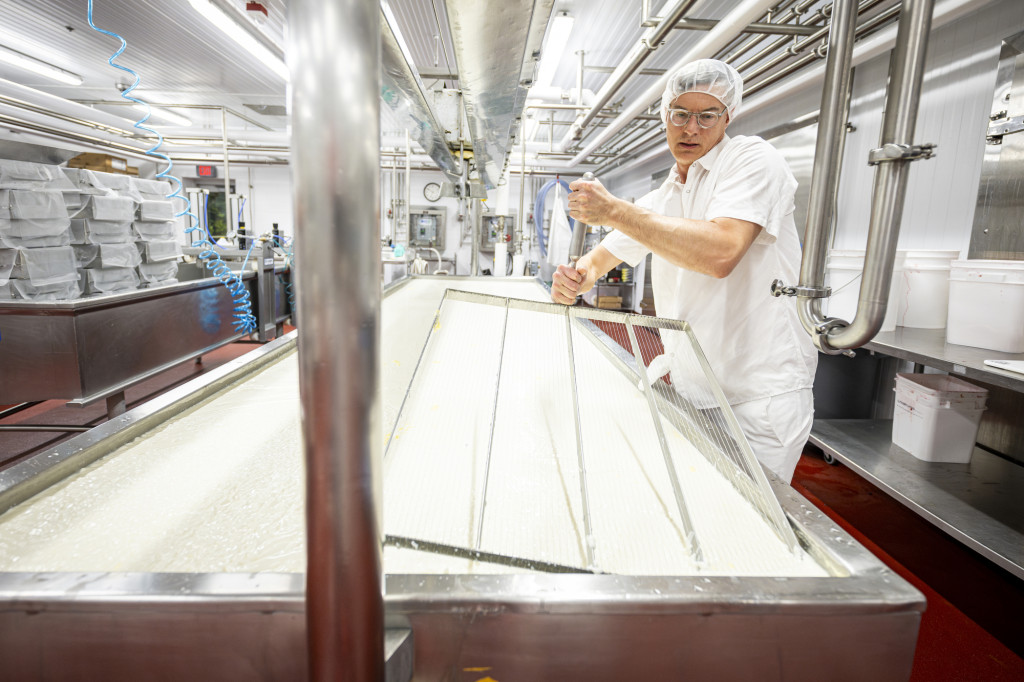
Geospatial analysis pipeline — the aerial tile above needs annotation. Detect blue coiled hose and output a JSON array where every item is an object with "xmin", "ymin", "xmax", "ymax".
[
  {"xmin": 533, "ymin": 178, "xmax": 574, "ymax": 257},
  {"xmin": 87, "ymin": 1, "xmax": 256, "ymax": 334}
]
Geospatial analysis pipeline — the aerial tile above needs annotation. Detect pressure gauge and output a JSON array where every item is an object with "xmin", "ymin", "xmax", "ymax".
[{"xmin": 423, "ymin": 182, "xmax": 442, "ymax": 202}]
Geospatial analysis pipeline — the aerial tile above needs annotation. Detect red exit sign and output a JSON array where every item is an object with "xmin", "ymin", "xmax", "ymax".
[{"xmin": 196, "ymin": 165, "xmax": 217, "ymax": 178}]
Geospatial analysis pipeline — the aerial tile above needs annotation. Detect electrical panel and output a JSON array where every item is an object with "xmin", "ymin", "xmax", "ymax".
[
  {"xmin": 409, "ymin": 207, "xmax": 446, "ymax": 249},
  {"xmin": 479, "ymin": 212, "xmax": 515, "ymax": 253}
]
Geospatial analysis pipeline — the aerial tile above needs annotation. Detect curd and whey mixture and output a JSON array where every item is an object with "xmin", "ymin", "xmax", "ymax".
[{"xmin": 0, "ymin": 279, "xmax": 826, "ymax": 578}]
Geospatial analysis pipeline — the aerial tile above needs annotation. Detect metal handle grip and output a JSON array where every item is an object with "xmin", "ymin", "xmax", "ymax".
[{"xmin": 568, "ymin": 172, "xmax": 595, "ymax": 266}]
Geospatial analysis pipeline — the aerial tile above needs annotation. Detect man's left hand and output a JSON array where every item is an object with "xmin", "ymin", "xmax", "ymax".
[{"xmin": 568, "ymin": 176, "xmax": 619, "ymax": 226}]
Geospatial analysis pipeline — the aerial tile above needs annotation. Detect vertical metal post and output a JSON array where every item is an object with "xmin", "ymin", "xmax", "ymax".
[
  {"xmin": 246, "ymin": 166, "xmax": 256, "ymax": 238},
  {"xmin": 289, "ymin": 0, "xmax": 384, "ymax": 680},
  {"xmin": 575, "ymin": 50, "xmax": 585, "ymax": 106},
  {"xmin": 221, "ymin": 107, "xmax": 232, "ymax": 236},
  {"xmin": 470, "ymin": 195, "xmax": 481, "ymax": 275},
  {"xmin": 797, "ymin": 0, "xmax": 858, "ymax": 337},
  {"xmin": 405, "ymin": 130, "xmax": 412, "ymax": 247},
  {"xmin": 518, "ymin": 132, "xmax": 526, "ymax": 257}
]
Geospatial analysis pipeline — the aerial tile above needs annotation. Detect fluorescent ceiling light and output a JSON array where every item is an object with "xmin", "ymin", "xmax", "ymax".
[
  {"xmin": 187, "ymin": 0, "xmax": 288, "ymax": 81},
  {"xmin": 132, "ymin": 103, "xmax": 193, "ymax": 127},
  {"xmin": 0, "ymin": 45, "xmax": 82, "ymax": 85},
  {"xmin": 533, "ymin": 12, "xmax": 574, "ymax": 90}
]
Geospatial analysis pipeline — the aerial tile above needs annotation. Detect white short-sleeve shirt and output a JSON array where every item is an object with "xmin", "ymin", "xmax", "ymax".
[{"xmin": 601, "ymin": 134, "xmax": 817, "ymax": 405}]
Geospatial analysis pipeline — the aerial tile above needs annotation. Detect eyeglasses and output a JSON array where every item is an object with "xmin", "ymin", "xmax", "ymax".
[{"xmin": 667, "ymin": 108, "xmax": 726, "ymax": 129}]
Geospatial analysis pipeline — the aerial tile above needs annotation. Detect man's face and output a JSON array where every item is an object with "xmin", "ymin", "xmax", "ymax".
[{"xmin": 665, "ymin": 91, "xmax": 730, "ymax": 174}]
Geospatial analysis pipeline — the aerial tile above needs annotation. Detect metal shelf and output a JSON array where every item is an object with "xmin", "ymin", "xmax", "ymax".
[
  {"xmin": 866, "ymin": 328, "xmax": 1024, "ymax": 393},
  {"xmin": 809, "ymin": 419, "xmax": 1024, "ymax": 580}
]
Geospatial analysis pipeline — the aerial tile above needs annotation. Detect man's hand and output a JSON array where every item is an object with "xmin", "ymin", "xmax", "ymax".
[
  {"xmin": 551, "ymin": 264, "xmax": 588, "ymax": 305},
  {"xmin": 568, "ymin": 176, "xmax": 619, "ymax": 226}
]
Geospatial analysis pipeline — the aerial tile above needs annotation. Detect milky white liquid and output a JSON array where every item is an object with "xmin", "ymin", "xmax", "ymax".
[{"xmin": 0, "ymin": 278, "xmax": 826, "ymax": 578}]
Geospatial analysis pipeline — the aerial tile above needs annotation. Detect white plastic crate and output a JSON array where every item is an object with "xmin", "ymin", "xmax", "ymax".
[
  {"xmin": 892, "ymin": 373, "xmax": 987, "ymax": 464},
  {"xmin": 946, "ymin": 260, "xmax": 1024, "ymax": 353},
  {"xmin": 895, "ymin": 250, "xmax": 959, "ymax": 329}
]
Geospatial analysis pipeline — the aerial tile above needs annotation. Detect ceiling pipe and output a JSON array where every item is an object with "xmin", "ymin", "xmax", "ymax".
[
  {"xmin": 718, "ymin": 0, "xmax": 809, "ymax": 71},
  {"xmin": 527, "ymin": 85, "xmax": 597, "ymax": 107},
  {"xmin": 560, "ymin": 0, "xmax": 701, "ymax": 150},
  {"xmin": 0, "ymin": 78, "xmax": 140, "ymax": 137},
  {"xmin": 593, "ymin": 0, "xmax": 996, "ymax": 181},
  {"xmin": 0, "ymin": 112, "xmax": 153, "ymax": 161},
  {"xmin": 740, "ymin": 0, "xmax": 997, "ymax": 121},
  {"xmin": 675, "ymin": 17, "xmax": 819, "ymax": 36},
  {"xmin": 551, "ymin": 0, "xmax": 781, "ymax": 168}
]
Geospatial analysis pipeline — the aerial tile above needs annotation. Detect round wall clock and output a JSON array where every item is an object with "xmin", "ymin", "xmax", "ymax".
[{"xmin": 423, "ymin": 182, "xmax": 442, "ymax": 202}]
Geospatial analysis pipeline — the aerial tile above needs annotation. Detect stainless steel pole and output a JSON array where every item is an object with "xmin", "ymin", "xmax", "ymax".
[
  {"xmin": 289, "ymin": 1, "xmax": 384, "ymax": 680},
  {"xmin": 795, "ymin": 0, "xmax": 859, "ymax": 346},
  {"xmin": 518, "ymin": 132, "xmax": 526, "ymax": 256},
  {"xmin": 222, "ymin": 106, "xmax": 232, "ymax": 237},
  {"xmin": 470, "ymin": 196, "xmax": 481, "ymax": 275},
  {"xmin": 405, "ymin": 130, "xmax": 412, "ymax": 246}
]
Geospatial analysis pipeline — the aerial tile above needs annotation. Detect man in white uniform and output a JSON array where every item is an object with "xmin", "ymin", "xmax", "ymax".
[{"xmin": 551, "ymin": 59, "xmax": 817, "ymax": 483}]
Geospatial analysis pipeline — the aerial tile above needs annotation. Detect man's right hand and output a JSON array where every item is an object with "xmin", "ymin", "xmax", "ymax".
[{"xmin": 551, "ymin": 264, "xmax": 588, "ymax": 305}]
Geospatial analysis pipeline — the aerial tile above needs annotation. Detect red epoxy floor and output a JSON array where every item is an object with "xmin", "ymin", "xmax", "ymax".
[
  {"xmin": 1, "ymin": 337, "xmax": 1023, "ymax": 679},
  {"xmin": 794, "ymin": 447, "xmax": 1024, "ymax": 681}
]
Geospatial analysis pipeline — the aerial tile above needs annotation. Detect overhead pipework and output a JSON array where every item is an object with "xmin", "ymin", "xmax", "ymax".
[
  {"xmin": 445, "ymin": 0, "xmax": 556, "ymax": 188},
  {"xmin": 381, "ymin": 3, "xmax": 462, "ymax": 182}
]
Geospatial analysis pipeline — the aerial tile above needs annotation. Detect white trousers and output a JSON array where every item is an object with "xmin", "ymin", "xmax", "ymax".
[{"xmin": 730, "ymin": 388, "xmax": 814, "ymax": 484}]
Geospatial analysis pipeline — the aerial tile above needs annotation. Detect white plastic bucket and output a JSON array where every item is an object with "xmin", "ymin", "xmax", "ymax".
[
  {"xmin": 892, "ymin": 373, "xmax": 987, "ymax": 463},
  {"xmin": 895, "ymin": 250, "xmax": 959, "ymax": 329},
  {"xmin": 946, "ymin": 259, "xmax": 1024, "ymax": 353},
  {"xmin": 825, "ymin": 249, "xmax": 900, "ymax": 333}
]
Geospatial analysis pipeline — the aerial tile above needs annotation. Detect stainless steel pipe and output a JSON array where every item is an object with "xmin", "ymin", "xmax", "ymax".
[
  {"xmin": 798, "ymin": 0, "xmax": 936, "ymax": 352},
  {"xmin": 795, "ymin": 0, "xmax": 859, "ymax": 351},
  {"xmin": 289, "ymin": 1, "xmax": 384, "ymax": 681},
  {"xmin": 567, "ymin": 0, "xmax": 700, "ymax": 141}
]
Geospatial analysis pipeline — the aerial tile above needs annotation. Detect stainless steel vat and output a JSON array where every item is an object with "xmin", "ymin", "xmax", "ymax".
[
  {"xmin": 0, "ymin": 284, "xmax": 924, "ymax": 681},
  {"xmin": 0, "ymin": 270, "xmax": 290, "ymax": 406}
]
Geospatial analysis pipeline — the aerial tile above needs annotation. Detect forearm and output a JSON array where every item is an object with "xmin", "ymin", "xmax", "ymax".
[
  {"xmin": 550, "ymin": 244, "xmax": 620, "ymax": 305},
  {"xmin": 574, "ymin": 245, "xmax": 619, "ymax": 294},
  {"xmin": 605, "ymin": 199, "xmax": 754, "ymax": 278}
]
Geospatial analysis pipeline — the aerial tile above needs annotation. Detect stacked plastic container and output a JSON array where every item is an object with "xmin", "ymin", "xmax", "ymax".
[
  {"xmin": 895, "ymin": 250, "xmax": 960, "ymax": 329},
  {"xmin": 826, "ymin": 249, "xmax": 962, "ymax": 332},
  {"xmin": 892, "ymin": 373, "xmax": 988, "ymax": 463},
  {"xmin": 0, "ymin": 160, "xmax": 81, "ymax": 300},
  {"xmin": 132, "ymin": 178, "xmax": 181, "ymax": 288},
  {"xmin": 63, "ymin": 168, "xmax": 141, "ymax": 296},
  {"xmin": 947, "ymin": 260, "xmax": 1024, "ymax": 353}
]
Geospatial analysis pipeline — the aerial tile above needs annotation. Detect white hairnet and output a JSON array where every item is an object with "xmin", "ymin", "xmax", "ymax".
[{"xmin": 660, "ymin": 59, "xmax": 743, "ymax": 124}]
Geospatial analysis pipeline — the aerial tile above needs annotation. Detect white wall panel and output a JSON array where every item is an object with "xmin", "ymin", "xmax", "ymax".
[
  {"xmin": 243, "ymin": 166, "xmax": 294, "ymax": 240},
  {"xmin": 831, "ymin": 0, "xmax": 1023, "ymax": 252}
]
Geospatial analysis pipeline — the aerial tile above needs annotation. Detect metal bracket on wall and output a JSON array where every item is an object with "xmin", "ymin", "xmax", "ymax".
[
  {"xmin": 867, "ymin": 142, "xmax": 937, "ymax": 165},
  {"xmin": 986, "ymin": 114, "xmax": 1024, "ymax": 144}
]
